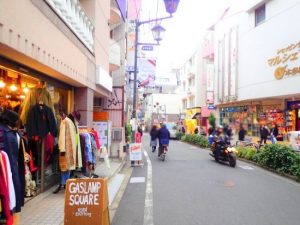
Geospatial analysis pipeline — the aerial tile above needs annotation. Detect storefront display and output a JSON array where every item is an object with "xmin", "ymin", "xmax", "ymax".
[
  {"xmin": 259, "ymin": 108, "xmax": 285, "ymax": 141},
  {"xmin": 286, "ymin": 101, "xmax": 300, "ymax": 131},
  {"xmin": 220, "ymin": 106, "xmax": 259, "ymax": 136},
  {"xmin": 0, "ymin": 63, "xmax": 74, "ymax": 223}
]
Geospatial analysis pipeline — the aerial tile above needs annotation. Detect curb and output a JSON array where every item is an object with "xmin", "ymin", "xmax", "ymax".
[{"xmin": 107, "ymin": 159, "xmax": 127, "ymax": 182}]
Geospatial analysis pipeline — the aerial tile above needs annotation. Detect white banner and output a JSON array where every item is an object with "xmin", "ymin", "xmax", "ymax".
[
  {"xmin": 129, "ymin": 143, "xmax": 142, "ymax": 161},
  {"xmin": 224, "ymin": 33, "xmax": 229, "ymax": 99},
  {"xmin": 206, "ymin": 64, "xmax": 214, "ymax": 91},
  {"xmin": 126, "ymin": 20, "xmax": 136, "ymax": 71},
  {"xmin": 138, "ymin": 58, "xmax": 156, "ymax": 87},
  {"xmin": 230, "ymin": 27, "xmax": 238, "ymax": 97}
]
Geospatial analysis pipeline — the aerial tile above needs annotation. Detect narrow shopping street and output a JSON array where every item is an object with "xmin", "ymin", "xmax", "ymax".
[{"xmin": 112, "ymin": 134, "xmax": 300, "ymax": 225}]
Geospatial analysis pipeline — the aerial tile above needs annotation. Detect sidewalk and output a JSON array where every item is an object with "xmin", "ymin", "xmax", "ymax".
[{"xmin": 20, "ymin": 159, "xmax": 126, "ymax": 225}]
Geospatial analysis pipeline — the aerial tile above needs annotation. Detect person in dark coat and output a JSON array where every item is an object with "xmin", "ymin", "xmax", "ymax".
[
  {"xmin": 0, "ymin": 109, "xmax": 24, "ymax": 212},
  {"xmin": 157, "ymin": 124, "xmax": 170, "ymax": 156},
  {"xmin": 260, "ymin": 125, "xmax": 269, "ymax": 144},
  {"xmin": 238, "ymin": 124, "xmax": 246, "ymax": 141},
  {"xmin": 150, "ymin": 125, "xmax": 159, "ymax": 152}
]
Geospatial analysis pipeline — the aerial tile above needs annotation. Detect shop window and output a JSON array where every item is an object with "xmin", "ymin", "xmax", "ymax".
[{"xmin": 255, "ymin": 4, "xmax": 265, "ymax": 26}]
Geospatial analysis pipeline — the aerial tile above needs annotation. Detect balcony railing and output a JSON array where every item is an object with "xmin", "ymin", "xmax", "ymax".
[
  {"xmin": 109, "ymin": 39, "xmax": 121, "ymax": 72},
  {"xmin": 45, "ymin": 0, "xmax": 94, "ymax": 52}
]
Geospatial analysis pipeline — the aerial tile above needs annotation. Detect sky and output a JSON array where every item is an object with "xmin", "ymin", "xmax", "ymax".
[{"xmin": 138, "ymin": 0, "xmax": 250, "ymax": 74}]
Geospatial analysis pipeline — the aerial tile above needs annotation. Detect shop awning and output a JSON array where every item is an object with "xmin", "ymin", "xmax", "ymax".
[{"xmin": 192, "ymin": 112, "xmax": 201, "ymax": 119}]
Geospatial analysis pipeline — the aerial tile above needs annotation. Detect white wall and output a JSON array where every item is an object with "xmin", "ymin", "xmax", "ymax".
[
  {"xmin": 214, "ymin": 0, "xmax": 300, "ymax": 103},
  {"xmin": 239, "ymin": 0, "xmax": 300, "ymax": 100},
  {"xmin": 151, "ymin": 93, "xmax": 182, "ymax": 114}
]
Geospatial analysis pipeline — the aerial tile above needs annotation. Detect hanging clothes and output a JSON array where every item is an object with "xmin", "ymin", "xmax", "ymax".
[
  {"xmin": 58, "ymin": 117, "xmax": 76, "ymax": 171},
  {"xmin": 0, "ymin": 124, "xmax": 24, "ymax": 213},
  {"xmin": 67, "ymin": 114, "xmax": 82, "ymax": 168},
  {"xmin": 79, "ymin": 134, "xmax": 87, "ymax": 173},
  {"xmin": 90, "ymin": 130, "xmax": 101, "ymax": 150},
  {"xmin": 19, "ymin": 88, "xmax": 55, "ymax": 126},
  {"xmin": 79, "ymin": 131, "xmax": 98, "ymax": 172},
  {"xmin": 0, "ymin": 151, "xmax": 14, "ymax": 225},
  {"xmin": 26, "ymin": 103, "xmax": 57, "ymax": 138}
]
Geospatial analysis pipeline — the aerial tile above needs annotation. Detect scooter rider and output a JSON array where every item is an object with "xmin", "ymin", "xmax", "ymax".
[
  {"xmin": 213, "ymin": 125, "xmax": 224, "ymax": 159},
  {"xmin": 157, "ymin": 123, "xmax": 170, "ymax": 157}
]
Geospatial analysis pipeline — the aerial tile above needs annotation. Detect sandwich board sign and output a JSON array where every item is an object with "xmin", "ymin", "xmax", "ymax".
[
  {"xmin": 129, "ymin": 143, "xmax": 142, "ymax": 161},
  {"xmin": 64, "ymin": 178, "xmax": 110, "ymax": 225}
]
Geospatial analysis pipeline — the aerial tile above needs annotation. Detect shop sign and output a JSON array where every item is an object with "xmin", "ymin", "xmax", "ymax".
[
  {"xmin": 126, "ymin": 20, "xmax": 136, "ymax": 70},
  {"xmin": 129, "ymin": 143, "xmax": 142, "ymax": 161},
  {"xmin": 64, "ymin": 178, "xmax": 109, "ymax": 225},
  {"xmin": 287, "ymin": 101, "xmax": 300, "ymax": 109},
  {"xmin": 137, "ymin": 59, "xmax": 156, "ymax": 88},
  {"xmin": 208, "ymin": 105, "xmax": 216, "ymax": 110},
  {"xmin": 141, "ymin": 45, "xmax": 153, "ymax": 51},
  {"xmin": 268, "ymin": 40, "xmax": 300, "ymax": 80}
]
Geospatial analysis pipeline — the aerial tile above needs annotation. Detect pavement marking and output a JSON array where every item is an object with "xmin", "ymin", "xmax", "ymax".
[
  {"xmin": 143, "ymin": 151, "xmax": 154, "ymax": 225},
  {"xmin": 130, "ymin": 177, "xmax": 146, "ymax": 183},
  {"xmin": 239, "ymin": 165, "xmax": 254, "ymax": 170},
  {"xmin": 190, "ymin": 146, "xmax": 198, "ymax": 149}
]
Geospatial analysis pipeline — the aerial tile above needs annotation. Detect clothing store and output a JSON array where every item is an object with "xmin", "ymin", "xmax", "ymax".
[{"xmin": 0, "ymin": 57, "xmax": 101, "ymax": 225}]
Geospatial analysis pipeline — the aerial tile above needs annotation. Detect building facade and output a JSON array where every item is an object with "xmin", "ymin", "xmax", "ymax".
[
  {"xmin": 213, "ymin": 0, "xmax": 300, "ymax": 139},
  {"xmin": 178, "ymin": 49, "xmax": 207, "ymax": 133},
  {"xmin": 0, "ymin": 0, "xmax": 126, "ymax": 192},
  {"xmin": 0, "ymin": 0, "xmax": 114, "ymax": 127}
]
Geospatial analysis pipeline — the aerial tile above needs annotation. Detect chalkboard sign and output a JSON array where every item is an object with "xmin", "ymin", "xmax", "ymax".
[{"xmin": 64, "ymin": 178, "xmax": 110, "ymax": 225}]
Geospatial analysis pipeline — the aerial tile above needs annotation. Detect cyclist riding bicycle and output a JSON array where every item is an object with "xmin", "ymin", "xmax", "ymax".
[{"xmin": 157, "ymin": 124, "xmax": 170, "ymax": 157}]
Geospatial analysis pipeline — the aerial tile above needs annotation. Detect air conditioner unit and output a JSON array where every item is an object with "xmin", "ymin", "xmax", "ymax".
[{"xmin": 112, "ymin": 128, "xmax": 123, "ymax": 141}]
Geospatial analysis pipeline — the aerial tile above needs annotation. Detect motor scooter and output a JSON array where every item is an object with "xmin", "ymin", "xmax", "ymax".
[{"xmin": 209, "ymin": 136, "xmax": 237, "ymax": 167}]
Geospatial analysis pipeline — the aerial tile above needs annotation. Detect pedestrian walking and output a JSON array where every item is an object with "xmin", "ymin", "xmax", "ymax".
[
  {"xmin": 238, "ymin": 124, "xmax": 246, "ymax": 141},
  {"xmin": 208, "ymin": 127, "xmax": 214, "ymax": 145},
  {"xmin": 270, "ymin": 123, "xmax": 279, "ymax": 144},
  {"xmin": 260, "ymin": 125, "xmax": 269, "ymax": 144},
  {"xmin": 137, "ymin": 124, "xmax": 143, "ymax": 136},
  {"xmin": 150, "ymin": 125, "xmax": 159, "ymax": 152}
]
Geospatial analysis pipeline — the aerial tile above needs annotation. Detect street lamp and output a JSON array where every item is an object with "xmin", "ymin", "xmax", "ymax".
[
  {"xmin": 151, "ymin": 24, "xmax": 166, "ymax": 42},
  {"xmin": 131, "ymin": 0, "xmax": 180, "ymax": 142}
]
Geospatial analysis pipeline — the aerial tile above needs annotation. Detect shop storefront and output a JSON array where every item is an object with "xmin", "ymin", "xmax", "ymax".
[
  {"xmin": 219, "ymin": 101, "xmax": 287, "ymax": 140},
  {"xmin": 286, "ymin": 101, "xmax": 300, "ymax": 132},
  {"xmin": 0, "ymin": 56, "xmax": 74, "ymax": 195},
  {"xmin": 220, "ymin": 105, "xmax": 259, "ymax": 136}
]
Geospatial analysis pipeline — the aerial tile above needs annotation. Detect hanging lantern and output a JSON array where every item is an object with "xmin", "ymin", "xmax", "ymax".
[
  {"xmin": 151, "ymin": 24, "xmax": 166, "ymax": 42},
  {"xmin": 163, "ymin": 0, "xmax": 180, "ymax": 15}
]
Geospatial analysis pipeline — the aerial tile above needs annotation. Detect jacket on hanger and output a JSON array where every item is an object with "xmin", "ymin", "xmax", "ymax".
[
  {"xmin": 0, "ymin": 124, "xmax": 24, "ymax": 213},
  {"xmin": 19, "ymin": 88, "xmax": 54, "ymax": 125},
  {"xmin": 58, "ymin": 117, "xmax": 77, "ymax": 171},
  {"xmin": 26, "ymin": 104, "xmax": 58, "ymax": 138}
]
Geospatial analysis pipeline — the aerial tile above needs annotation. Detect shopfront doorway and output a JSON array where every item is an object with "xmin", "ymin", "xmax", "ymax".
[{"xmin": 0, "ymin": 56, "xmax": 74, "ymax": 195}]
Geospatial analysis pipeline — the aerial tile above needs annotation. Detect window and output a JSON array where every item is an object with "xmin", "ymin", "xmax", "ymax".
[
  {"xmin": 189, "ymin": 96, "xmax": 195, "ymax": 108},
  {"xmin": 255, "ymin": 4, "xmax": 265, "ymax": 26}
]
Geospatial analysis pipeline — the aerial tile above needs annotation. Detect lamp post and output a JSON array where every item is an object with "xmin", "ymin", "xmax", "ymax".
[{"xmin": 131, "ymin": 0, "xmax": 180, "ymax": 142}]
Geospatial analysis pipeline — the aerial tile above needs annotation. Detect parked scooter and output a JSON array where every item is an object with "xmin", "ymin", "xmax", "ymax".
[{"xmin": 209, "ymin": 135, "xmax": 237, "ymax": 167}]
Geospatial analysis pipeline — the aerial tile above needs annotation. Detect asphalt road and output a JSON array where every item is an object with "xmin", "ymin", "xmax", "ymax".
[{"xmin": 112, "ymin": 134, "xmax": 300, "ymax": 225}]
